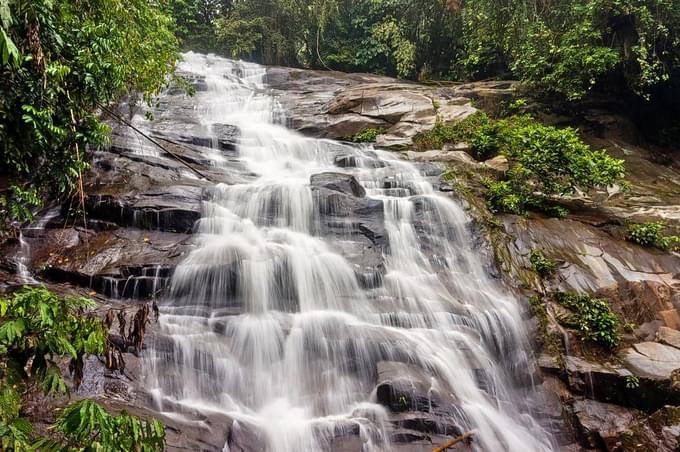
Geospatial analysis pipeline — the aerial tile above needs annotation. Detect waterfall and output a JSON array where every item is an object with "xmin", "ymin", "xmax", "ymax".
[{"xmin": 144, "ymin": 53, "xmax": 555, "ymax": 451}]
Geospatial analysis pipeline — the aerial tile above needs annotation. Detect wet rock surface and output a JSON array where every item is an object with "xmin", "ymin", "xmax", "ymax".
[{"xmin": 266, "ymin": 66, "xmax": 498, "ymax": 149}]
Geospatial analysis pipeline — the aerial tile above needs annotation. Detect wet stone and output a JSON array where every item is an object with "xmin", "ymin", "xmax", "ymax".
[{"xmin": 310, "ymin": 172, "xmax": 367, "ymax": 197}]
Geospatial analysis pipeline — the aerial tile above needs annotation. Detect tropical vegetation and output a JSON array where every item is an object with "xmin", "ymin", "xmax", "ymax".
[{"xmin": 0, "ymin": 286, "xmax": 164, "ymax": 451}]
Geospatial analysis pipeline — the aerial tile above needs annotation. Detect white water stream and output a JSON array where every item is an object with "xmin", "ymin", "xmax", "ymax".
[{"xmin": 144, "ymin": 53, "xmax": 555, "ymax": 451}]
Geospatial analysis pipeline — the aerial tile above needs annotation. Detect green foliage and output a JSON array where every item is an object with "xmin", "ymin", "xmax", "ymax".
[
  {"xmin": 418, "ymin": 113, "xmax": 625, "ymax": 216},
  {"xmin": 0, "ymin": 287, "xmax": 165, "ymax": 451},
  {"xmin": 0, "ymin": 287, "xmax": 104, "ymax": 449},
  {"xmin": 413, "ymin": 111, "xmax": 491, "ymax": 152},
  {"xmin": 35, "ymin": 400, "xmax": 165, "ymax": 452},
  {"xmin": 529, "ymin": 249, "xmax": 556, "ymax": 279},
  {"xmin": 0, "ymin": 287, "xmax": 107, "ymax": 392},
  {"xmin": 625, "ymin": 375, "xmax": 640, "ymax": 389},
  {"xmin": 478, "ymin": 116, "xmax": 625, "ymax": 215},
  {"xmin": 459, "ymin": 0, "xmax": 680, "ymax": 100},
  {"xmin": 349, "ymin": 127, "xmax": 384, "ymax": 143},
  {"xmin": 627, "ymin": 221, "xmax": 680, "ymax": 251},
  {"xmin": 0, "ymin": 0, "xmax": 178, "ymax": 228},
  {"xmin": 553, "ymin": 291, "xmax": 620, "ymax": 349},
  {"xmin": 166, "ymin": 0, "xmax": 230, "ymax": 53}
]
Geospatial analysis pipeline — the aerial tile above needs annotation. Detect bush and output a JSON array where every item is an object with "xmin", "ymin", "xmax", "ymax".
[
  {"xmin": 413, "ymin": 111, "xmax": 491, "ymax": 151},
  {"xmin": 529, "ymin": 249, "xmax": 556, "ymax": 278},
  {"xmin": 627, "ymin": 221, "xmax": 680, "ymax": 251},
  {"xmin": 479, "ymin": 116, "xmax": 625, "ymax": 215},
  {"xmin": 37, "ymin": 400, "xmax": 165, "ymax": 451},
  {"xmin": 552, "ymin": 291, "xmax": 620, "ymax": 349},
  {"xmin": 349, "ymin": 127, "xmax": 385, "ymax": 143}
]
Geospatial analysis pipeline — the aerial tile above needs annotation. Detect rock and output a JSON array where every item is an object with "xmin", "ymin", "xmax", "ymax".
[
  {"xmin": 375, "ymin": 361, "xmax": 455, "ymax": 413},
  {"xmin": 390, "ymin": 412, "xmax": 462, "ymax": 437},
  {"xmin": 85, "ymin": 190, "xmax": 202, "ymax": 234},
  {"xmin": 618, "ymin": 406, "xmax": 680, "ymax": 452},
  {"xmin": 622, "ymin": 342, "xmax": 680, "ymax": 380},
  {"xmin": 571, "ymin": 399, "xmax": 638, "ymax": 449},
  {"xmin": 31, "ymin": 227, "xmax": 190, "ymax": 300},
  {"xmin": 483, "ymin": 155, "xmax": 509, "ymax": 173},
  {"xmin": 310, "ymin": 172, "xmax": 366, "ymax": 197},
  {"xmin": 266, "ymin": 66, "xmax": 480, "ymax": 149},
  {"xmin": 404, "ymin": 150, "xmax": 477, "ymax": 164},
  {"xmin": 442, "ymin": 142, "xmax": 471, "ymax": 153},
  {"xmin": 212, "ymin": 123, "xmax": 240, "ymax": 151},
  {"xmin": 657, "ymin": 326, "xmax": 680, "ymax": 349}
]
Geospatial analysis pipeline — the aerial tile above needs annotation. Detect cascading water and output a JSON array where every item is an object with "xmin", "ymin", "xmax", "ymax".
[{"xmin": 144, "ymin": 53, "xmax": 555, "ymax": 451}]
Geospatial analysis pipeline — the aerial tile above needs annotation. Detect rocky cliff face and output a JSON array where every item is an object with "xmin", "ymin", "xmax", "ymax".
[{"xmin": 2, "ymin": 58, "xmax": 680, "ymax": 451}]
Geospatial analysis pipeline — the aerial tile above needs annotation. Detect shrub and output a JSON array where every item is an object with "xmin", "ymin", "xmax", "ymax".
[
  {"xmin": 417, "ymin": 114, "xmax": 625, "ymax": 216},
  {"xmin": 349, "ymin": 127, "xmax": 385, "ymax": 143},
  {"xmin": 529, "ymin": 249, "xmax": 556, "ymax": 278},
  {"xmin": 552, "ymin": 291, "xmax": 620, "ymax": 349},
  {"xmin": 481, "ymin": 116, "xmax": 625, "ymax": 215},
  {"xmin": 627, "ymin": 221, "xmax": 680, "ymax": 251},
  {"xmin": 36, "ymin": 400, "xmax": 165, "ymax": 451},
  {"xmin": 413, "ymin": 111, "xmax": 490, "ymax": 151},
  {"xmin": 0, "ymin": 287, "xmax": 165, "ymax": 450}
]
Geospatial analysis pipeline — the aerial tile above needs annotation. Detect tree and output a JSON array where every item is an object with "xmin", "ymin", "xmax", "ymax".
[{"xmin": 0, "ymin": 0, "xmax": 178, "ymax": 230}]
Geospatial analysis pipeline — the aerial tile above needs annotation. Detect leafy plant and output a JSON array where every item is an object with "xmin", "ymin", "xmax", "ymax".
[
  {"xmin": 36, "ymin": 400, "xmax": 165, "ymax": 451},
  {"xmin": 0, "ymin": 287, "xmax": 165, "ymax": 450},
  {"xmin": 413, "ymin": 111, "xmax": 490, "ymax": 152},
  {"xmin": 1, "ymin": 0, "xmax": 178, "ymax": 228},
  {"xmin": 552, "ymin": 291, "xmax": 620, "ymax": 349},
  {"xmin": 625, "ymin": 375, "xmax": 640, "ymax": 389},
  {"xmin": 349, "ymin": 127, "xmax": 384, "ymax": 143},
  {"xmin": 529, "ymin": 249, "xmax": 556, "ymax": 279},
  {"xmin": 627, "ymin": 221, "xmax": 680, "ymax": 251},
  {"xmin": 470, "ymin": 115, "xmax": 626, "ymax": 215}
]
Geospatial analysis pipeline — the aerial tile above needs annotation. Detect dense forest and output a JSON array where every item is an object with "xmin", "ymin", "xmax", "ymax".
[{"xmin": 1, "ymin": 1, "xmax": 680, "ymax": 450}]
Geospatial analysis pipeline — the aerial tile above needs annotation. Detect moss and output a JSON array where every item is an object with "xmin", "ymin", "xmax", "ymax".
[{"xmin": 529, "ymin": 248, "xmax": 556, "ymax": 279}]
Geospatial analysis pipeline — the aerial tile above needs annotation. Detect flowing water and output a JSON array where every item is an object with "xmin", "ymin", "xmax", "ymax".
[{"xmin": 144, "ymin": 53, "xmax": 555, "ymax": 451}]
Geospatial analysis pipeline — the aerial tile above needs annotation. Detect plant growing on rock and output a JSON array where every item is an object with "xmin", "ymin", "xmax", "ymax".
[
  {"xmin": 480, "ymin": 116, "xmax": 626, "ymax": 216},
  {"xmin": 529, "ymin": 249, "xmax": 556, "ymax": 279},
  {"xmin": 552, "ymin": 291, "xmax": 620, "ymax": 350},
  {"xmin": 350, "ymin": 127, "xmax": 385, "ymax": 143},
  {"xmin": 627, "ymin": 221, "xmax": 680, "ymax": 251},
  {"xmin": 413, "ymin": 111, "xmax": 490, "ymax": 152},
  {"xmin": 0, "ymin": 287, "xmax": 165, "ymax": 450}
]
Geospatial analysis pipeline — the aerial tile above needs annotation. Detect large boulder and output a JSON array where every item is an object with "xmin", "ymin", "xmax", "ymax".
[{"xmin": 622, "ymin": 342, "xmax": 680, "ymax": 380}]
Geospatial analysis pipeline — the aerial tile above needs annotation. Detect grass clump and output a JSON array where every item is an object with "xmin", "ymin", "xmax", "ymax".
[
  {"xmin": 529, "ymin": 249, "xmax": 556, "ymax": 278},
  {"xmin": 552, "ymin": 291, "xmax": 620, "ymax": 350},
  {"xmin": 349, "ymin": 127, "xmax": 384, "ymax": 143},
  {"xmin": 627, "ymin": 221, "xmax": 680, "ymax": 251}
]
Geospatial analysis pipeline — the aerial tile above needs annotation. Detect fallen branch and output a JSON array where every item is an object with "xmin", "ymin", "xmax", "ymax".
[
  {"xmin": 97, "ymin": 102, "xmax": 211, "ymax": 181},
  {"xmin": 433, "ymin": 431, "xmax": 474, "ymax": 452}
]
